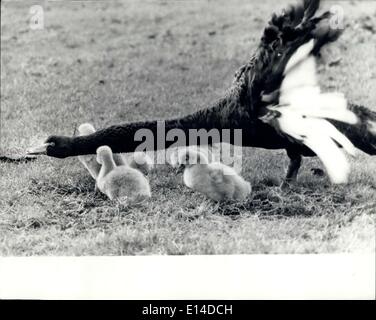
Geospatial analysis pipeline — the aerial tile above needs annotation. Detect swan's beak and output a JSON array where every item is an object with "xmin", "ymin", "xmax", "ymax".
[{"xmin": 26, "ymin": 143, "xmax": 53, "ymax": 155}]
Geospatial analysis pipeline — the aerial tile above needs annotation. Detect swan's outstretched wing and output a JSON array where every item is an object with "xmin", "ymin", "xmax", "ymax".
[
  {"xmin": 250, "ymin": 0, "xmax": 343, "ymax": 101},
  {"xmin": 274, "ymin": 108, "xmax": 357, "ymax": 183},
  {"xmin": 248, "ymin": 0, "xmax": 358, "ymax": 183},
  {"xmin": 261, "ymin": 39, "xmax": 357, "ymax": 183}
]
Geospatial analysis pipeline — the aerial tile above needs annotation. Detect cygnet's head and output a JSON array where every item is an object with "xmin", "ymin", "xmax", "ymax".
[
  {"xmin": 78, "ymin": 123, "xmax": 96, "ymax": 136},
  {"xmin": 176, "ymin": 148, "xmax": 209, "ymax": 170},
  {"xmin": 96, "ymin": 146, "xmax": 113, "ymax": 165},
  {"xmin": 132, "ymin": 152, "xmax": 153, "ymax": 167},
  {"xmin": 128, "ymin": 152, "xmax": 154, "ymax": 174}
]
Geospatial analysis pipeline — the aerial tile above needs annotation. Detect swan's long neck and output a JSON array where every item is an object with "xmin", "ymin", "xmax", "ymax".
[
  {"xmin": 98, "ymin": 153, "xmax": 116, "ymax": 177},
  {"xmin": 69, "ymin": 95, "xmax": 253, "ymax": 156}
]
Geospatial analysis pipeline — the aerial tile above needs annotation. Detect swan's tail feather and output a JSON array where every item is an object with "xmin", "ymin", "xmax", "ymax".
[
  {"xmin": 318, "ymin": 120, "xmax": 357, "ymax": 156},
  {"xmin": 303, "ymin": 135, "xmax": 351, "ymax": 184}
]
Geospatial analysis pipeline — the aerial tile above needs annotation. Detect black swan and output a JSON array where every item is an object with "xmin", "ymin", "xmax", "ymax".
[{"xmin": 28, "ymin": 0, "xmax": 376, "ymax": 183}]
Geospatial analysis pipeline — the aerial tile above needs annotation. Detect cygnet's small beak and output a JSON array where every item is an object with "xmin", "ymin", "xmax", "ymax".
[{"xmin": 26, "ymin": 142, "xmax": 54, "ymax": 155}]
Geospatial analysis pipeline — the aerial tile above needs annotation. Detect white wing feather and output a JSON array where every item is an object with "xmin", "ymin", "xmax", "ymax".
[
  {"xmin": 273, "ymin": 41, "xmax": 358, "ymax": 183},
  {"xmin": 276, "ymin": 112, "xmax": 354, "ymax": 183},
  {"xmin": 302, "ymin": 135, "xmax": 351, "ymax": 184}
]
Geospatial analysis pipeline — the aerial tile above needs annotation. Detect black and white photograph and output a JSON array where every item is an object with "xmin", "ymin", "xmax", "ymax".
[{"xmin": 0, "ymin": 0, "xmax": 375, "ymax": 300}]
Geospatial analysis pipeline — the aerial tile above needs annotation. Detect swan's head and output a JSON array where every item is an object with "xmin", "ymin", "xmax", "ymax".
[
  {"xmin": 27, "ymin": 136, "xmax": 74, "ymax": 158},
  {"xmin": 78, "ymin": 123, "xmax": 95, "ymax": 136},
  {"xmin": 175, "ymin": 148, "xmax": 209, "ymax": 171},
  {"xmin": 96, "ymin": 146, "xmax": 113, "ymax": 165},
  {"xmin": 27, "ymin": 123, "xmax": 97, "ymax": 158}
]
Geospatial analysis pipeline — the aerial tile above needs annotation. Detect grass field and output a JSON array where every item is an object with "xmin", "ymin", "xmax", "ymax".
[{"xmin": 1, "ymin": 0, "xmax": 375, "ymax": 255}]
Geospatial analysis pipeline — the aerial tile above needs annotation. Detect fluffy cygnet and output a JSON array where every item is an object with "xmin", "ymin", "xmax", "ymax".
[
  {"xmin": 77, "ymin": 123, "xmax": 127, "ymax": 179},
  {"xmin": 96, "ymin": 146, "xmax": 151, "ymax": 203},
  {"xmin": 77, "ymin": 123, "xmax": 101, "ymax": 180},
  {"xmin": 174, "ymin": 148, "xmax": 251, "ymax": 202}
]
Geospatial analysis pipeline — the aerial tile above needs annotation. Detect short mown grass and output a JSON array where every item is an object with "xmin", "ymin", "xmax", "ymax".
[{"xmin": 1, "ymin": 0, "xmax": 375, "ymax": 255}]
